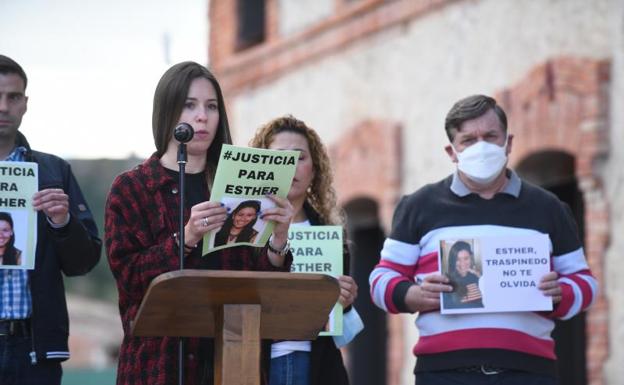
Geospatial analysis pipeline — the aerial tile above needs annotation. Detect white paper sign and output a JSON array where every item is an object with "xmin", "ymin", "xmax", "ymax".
[
  {"xmin": 439, "ymin": 234, "xmax": 552, "ymax": 314},
  {"xmin": 0, "ymin": 161, "xmax": 38, "ymax": 270}
]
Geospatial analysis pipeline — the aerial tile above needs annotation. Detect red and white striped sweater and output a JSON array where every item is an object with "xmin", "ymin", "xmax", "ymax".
[{"xmin": 369, "ymin": 172, "xmax": 597, "ymax": 375}]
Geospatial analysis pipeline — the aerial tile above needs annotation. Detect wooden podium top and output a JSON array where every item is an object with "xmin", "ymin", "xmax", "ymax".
[{"xmin": 131, "ymin": 270, "xmax": 340, "ymax": 340}]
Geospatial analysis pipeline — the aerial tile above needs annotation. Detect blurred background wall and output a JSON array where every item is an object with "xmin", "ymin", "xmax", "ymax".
[
  {"xmin": 208, "ymin": 1, "xmax": 622, "ymax": 385},
  {"xmin": 2, "ymin": 1, "xmax": 621, "ymax": 384}
]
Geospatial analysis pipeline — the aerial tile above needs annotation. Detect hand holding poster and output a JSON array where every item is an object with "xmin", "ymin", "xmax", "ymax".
[
  {"xmin": 289, "ymin": 225, "xmax": 343, "ymax": 336},
  {"xmin": 202, "ymin": 144, "xmax": 298, "ymax": 254},
  {"xmin": 439, "ymin": 234, "xmax": 552, "ymax": 314},
  {"xmin": 0, "ymin": 161, "xmax": 38, "ymax": 270}
]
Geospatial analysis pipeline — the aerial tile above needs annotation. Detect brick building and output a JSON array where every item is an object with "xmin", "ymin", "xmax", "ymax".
[{"xmin": 208, "ymin": 1, "xmax": 623, "ymax": 384}]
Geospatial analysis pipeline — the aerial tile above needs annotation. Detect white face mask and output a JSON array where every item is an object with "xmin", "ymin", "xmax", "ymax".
[{"xmin": 453, "ymin": 139, "xmax": 508, "ymax": 185}]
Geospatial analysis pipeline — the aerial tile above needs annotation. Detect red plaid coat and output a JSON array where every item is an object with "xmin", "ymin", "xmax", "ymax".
[{"xmin": 105, "ymin": 154, "xmax": 291, "ymax": 385}]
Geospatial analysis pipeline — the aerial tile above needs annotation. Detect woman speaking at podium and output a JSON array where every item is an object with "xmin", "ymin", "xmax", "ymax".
[{"xmin": 105, "ymin": 62, "xmax": 294, "ymax": 385}]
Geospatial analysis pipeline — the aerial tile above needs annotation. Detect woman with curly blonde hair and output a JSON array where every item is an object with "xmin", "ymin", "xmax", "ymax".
[
  {"xmin": 251, "ymin": 115, "xmax": 360, "ymax": 385},
  {"xmin": 250, "ymin": 115, "xmax": 341, "ymax": 226}
]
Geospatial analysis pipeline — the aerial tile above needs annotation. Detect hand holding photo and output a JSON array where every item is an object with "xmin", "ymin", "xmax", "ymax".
[
  {"xmin": 439, "ymin": 234, "xmax": 552, "ymax": 314},
  {"xmin": 202, "ymin": 145, "xmax": 298, "ymax": 253},
  {"xmin": 0, "ymin": 161, "xmax": 38, "ymax": 270}
]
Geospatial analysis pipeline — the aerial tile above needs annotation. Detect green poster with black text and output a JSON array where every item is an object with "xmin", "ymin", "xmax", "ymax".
[
  {"xmin": 289, "ymin": 225, "xmax": 343, "ymax": 336},
  {"xmin": 202, "ymin": 144, "xmax": 298, "ymax": 254}
]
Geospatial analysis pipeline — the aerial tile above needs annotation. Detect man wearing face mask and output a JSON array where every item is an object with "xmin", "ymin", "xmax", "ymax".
[{"xmin": 369, "ymin": 95, "xmax": 597, "ymax": 385}]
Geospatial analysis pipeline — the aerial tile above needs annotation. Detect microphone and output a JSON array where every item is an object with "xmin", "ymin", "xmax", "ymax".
[
  {"xmin": 173, "ymin": 124, "xmax": 192, "ymax": 385},
  {"xmin": 172, "ymin": 122, "xmax": 194, "ymax": 385},
  {"xmin": 174, "ymin": 123, "xmax": 194, "ymax": 143}
]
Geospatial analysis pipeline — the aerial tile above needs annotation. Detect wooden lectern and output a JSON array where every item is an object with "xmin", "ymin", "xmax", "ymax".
[{"xmin": 131, "ymin": 270, "xmax": 340, "ymax": 385}]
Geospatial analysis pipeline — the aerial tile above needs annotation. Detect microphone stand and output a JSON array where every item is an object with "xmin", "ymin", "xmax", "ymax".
[{"xmin": 177, "ymin": 141, "xmax": 187, "ymax": 385}]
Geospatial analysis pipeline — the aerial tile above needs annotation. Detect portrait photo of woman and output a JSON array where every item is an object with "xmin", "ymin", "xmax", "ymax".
[
  {"xmin": 0, "ymin": 212, "xmax": 22, "ymax": 266},
  {"xmin": 213, "ymin": 199, "xmax": 262, "ymax": 247},
  {"xmin": 442, "ymin": 239, "xmax": 484, "ymax": 309}
]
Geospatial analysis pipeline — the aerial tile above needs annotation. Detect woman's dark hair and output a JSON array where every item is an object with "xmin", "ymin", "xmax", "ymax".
[
  {"xmin": 0, "ymin": 212, "xmax": 18, "ymax": 265},
  {"xmin": 214, "ymin": 200, "xmax": 261, "ymax": 246},
  {"xmin": 447, "ymin": 240, "xmax": 476, "ymax": 297},
  {"xmin": 152, "ymin": 61, "xmax": 232, "ymax": 180}
]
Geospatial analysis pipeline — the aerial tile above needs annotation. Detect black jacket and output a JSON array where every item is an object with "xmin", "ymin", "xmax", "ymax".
[
  {"xmin": 263, "ymin": 203, "xmax": 352, "ymax": 384},
  {"xmin": 304, "ymin": 203, "xmax": 351, "ymax": 385},
  {"xmin": 15, "ymin": 131, "xmax": 102, "ymax": 363}
]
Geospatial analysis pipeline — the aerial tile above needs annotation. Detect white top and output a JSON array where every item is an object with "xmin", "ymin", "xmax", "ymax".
[{"xmin": 270, "ymin": 220, "xmax": 312, "ymax": 359}]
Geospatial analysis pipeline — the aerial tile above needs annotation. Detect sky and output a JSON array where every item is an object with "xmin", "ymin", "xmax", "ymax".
[{"xmin": 0, "ymin": 0, "xmax": 208, "ymax": 159}]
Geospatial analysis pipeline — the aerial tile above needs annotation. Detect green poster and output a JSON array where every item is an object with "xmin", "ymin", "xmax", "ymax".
[
  {"xmin": 202, "ymin": 144, "xmax": 298, "ymax": 254},
  {"xmin": 0, "ymin": 161, "xmax": 38, "ymax": 270},
  {"xmin": 289, "ymin": 225, "xmax": 343, "ymax": 336}
]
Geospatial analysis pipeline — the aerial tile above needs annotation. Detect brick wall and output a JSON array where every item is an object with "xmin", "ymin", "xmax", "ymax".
[
  {"xmin": 209, "ymin": 1, "xmax": 616, "ymax": 384},
  {"xmin": 498, "ymin": 57, "xmax": 611, "ymax": 385},
  {"xmin": 329, "ymin": 120, "xmax": 406, "ymax": 385},
  {"xmin": 330, "ymin": 120, "xmax": 402, "ymax": 231},
  {"xmin": 209, "ymin": 0, "xmax": 456, "ymax": 94}
]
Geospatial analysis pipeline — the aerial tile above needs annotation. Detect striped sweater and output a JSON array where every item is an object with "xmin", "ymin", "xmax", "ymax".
[{"xmin": 369, "ymin": 171, "xmax": 597, "ymax": 375}]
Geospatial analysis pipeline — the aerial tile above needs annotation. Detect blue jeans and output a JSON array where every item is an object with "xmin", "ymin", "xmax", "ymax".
[
  {"xmin": 0, "ymin": 336, "xmax": 62, "ymax": 385},
  {"xmin": 269, "ymin": 352, "xmax": 310, "ymax": 385},
  {"xmin": 415, "ymin": 369, "xmax": 557, "ymax": 385}
]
